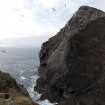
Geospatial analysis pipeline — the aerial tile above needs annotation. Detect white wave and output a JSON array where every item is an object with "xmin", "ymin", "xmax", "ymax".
[
  {"xmin": 37, "ymin": 99, "xmax": 57, "ymax": 105},
  {"xmin": 20, "ymin": 76, "xmax": 27, "ymax": 80}
]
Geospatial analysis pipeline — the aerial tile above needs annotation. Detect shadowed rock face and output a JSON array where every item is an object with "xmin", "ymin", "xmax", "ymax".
[{"xmin": 36, "ymin": 6, "xmax": 105, "ymax": 105}]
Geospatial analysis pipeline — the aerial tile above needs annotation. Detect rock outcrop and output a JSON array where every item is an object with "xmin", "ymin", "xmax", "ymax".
[
  {"xmin": 0, "ymin": 71, "xmax": 38, "ymax": 105},
  {"xmin": 36, "ymin": 6, "xmax": 105, "ymax": 105}
]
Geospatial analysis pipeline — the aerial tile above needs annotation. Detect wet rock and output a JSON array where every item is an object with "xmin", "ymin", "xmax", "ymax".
[{"xmin": 36, "ymin": 6, "xmax": 105, "ymax": 105}]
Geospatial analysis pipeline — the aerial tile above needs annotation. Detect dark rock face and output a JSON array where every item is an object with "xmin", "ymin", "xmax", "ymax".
[{"xmin": 36, "ymin": 6, "xmax": 105, "ymax": 105}]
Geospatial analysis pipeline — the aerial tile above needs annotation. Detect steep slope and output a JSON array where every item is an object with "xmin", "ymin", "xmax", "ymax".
[
  {"xmin": 0, "ymin": 71, "xmax": 38, "ymax": 105},
  {"xmin": 36, "ymin": 6, "xmax": 105, "ymax": 105}
]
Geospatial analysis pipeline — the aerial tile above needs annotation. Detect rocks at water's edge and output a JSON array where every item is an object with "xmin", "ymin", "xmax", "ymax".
[
  {"xmin": 35, "ymin": 6, "xmax": 105, "ymax": 105},
  {"xmin": 0, "ymin": 71, "xmax": 39, "ymax": 105}
]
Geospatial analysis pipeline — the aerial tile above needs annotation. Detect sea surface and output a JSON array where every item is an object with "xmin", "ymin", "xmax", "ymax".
[{"xmin": 0, "ymin": 47, "xmax": 55, "ymax": 105}]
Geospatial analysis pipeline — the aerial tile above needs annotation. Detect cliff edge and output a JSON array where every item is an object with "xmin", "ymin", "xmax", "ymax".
[{"xmin": 0, "ymin": 71, "xmax": 38, "ymax": 105}]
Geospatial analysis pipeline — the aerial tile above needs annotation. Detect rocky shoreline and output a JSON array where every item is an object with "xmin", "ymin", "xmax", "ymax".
[
  {"xmin": 36, "ymin": 6, "xmax": 105, "ymax": 105},
  {"xmin": 1, "ymin": 5, "xmax": 105, "ymax": 105},
  {"xmin": 0, "ymin": 71, "xmax": 38, "ymax": 105}
]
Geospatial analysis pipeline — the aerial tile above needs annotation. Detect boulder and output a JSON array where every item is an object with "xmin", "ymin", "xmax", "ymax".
[{"xmin": 36, "ymin": 6, "xmax": 105, "ymax": 105}]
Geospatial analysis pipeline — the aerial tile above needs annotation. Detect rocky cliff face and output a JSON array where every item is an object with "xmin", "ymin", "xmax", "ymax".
[
  {"xmin": 0, "ymin": 71, "xmax": 38, "ymax": 105},
  {"xmin": 36, "ymin": 6, "xmax": 105, "ymax": 105}
]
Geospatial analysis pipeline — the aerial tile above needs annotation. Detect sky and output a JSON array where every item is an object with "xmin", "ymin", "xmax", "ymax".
[{"xmin": 0, "ymin": 0, "xmax": 105, "ymax": 47}]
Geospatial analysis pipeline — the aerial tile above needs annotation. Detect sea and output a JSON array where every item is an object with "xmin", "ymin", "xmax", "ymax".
[{"xmin": 0, "ymin": 47, "xmax": 55, "ymax": 105}]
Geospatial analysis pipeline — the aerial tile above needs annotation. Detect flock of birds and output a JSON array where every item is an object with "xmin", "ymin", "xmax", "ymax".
[
  {"xmin": 14, "ymin": 0, "xmax": 70, "ymax": 20},
  {"xmin": 14, "ymin": 0, "xmax": 95, "ymax": 22}
]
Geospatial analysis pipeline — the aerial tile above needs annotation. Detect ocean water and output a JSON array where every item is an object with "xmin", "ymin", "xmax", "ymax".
[
  {"xmin": 0, "ymin": 47, "xmax": 40, "ymax": 98},
  {"xmin": 0, "ymin": 47, "xmax": 55, "ymax": 105}
]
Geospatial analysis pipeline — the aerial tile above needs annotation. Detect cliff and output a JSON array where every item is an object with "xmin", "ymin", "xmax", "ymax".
[
  {"xmin": 0, "ymin": 71, "xmax": 38, "ymax": 105},
  {"xmin": 36, "ymin": 6, "xmax": 105, "ymax": 105}
]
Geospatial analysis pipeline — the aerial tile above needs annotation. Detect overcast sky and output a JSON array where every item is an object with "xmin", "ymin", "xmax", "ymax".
[{"xmin": 0, "ymin": 0, "xmax": 105, "ymax": 47}]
